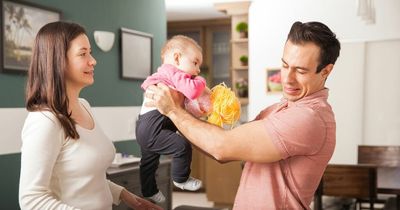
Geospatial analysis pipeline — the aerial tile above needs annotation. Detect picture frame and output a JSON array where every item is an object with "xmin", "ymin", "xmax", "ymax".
[
  {"xmin": 266, "ymin": 68, "xmax": 282, "ymax": 93},
  {"xmin": 1, "ymin": 0, "xmax": 61, "ymax": 73},
  {"xmin": 120, "ymin": 27, "xmax": 153, "ymax": 80}
]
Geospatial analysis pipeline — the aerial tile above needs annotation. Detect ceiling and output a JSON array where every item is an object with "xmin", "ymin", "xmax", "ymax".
[{"xmin": 165, "ymin": 0, "xmax": 247, "ymax": 21}]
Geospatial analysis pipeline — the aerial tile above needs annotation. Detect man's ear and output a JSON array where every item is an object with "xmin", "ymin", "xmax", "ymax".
[
  {"xmin": 173, "ymin": 52, "xmax": 181, "ymax": 66},
  {"xmin": 321, "ymin": 64, "xmax": 334, "ymax": 79}
]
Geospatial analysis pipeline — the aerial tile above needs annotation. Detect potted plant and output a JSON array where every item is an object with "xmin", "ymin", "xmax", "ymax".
[
  {"xmin": 235, "ymin": 78, "xmax": 248, "ymax": 98},
  {"xmin": 239, "ymin": 55, "xmax": 248, "ymax": 66},
  {"xmin": 235, "ymin": 22, "xmax": 248, "ymax": 38}
]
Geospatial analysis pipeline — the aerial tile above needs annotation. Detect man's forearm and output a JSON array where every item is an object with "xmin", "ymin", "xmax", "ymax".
[{"xmin": 167, "ymin": 107, "xmax": 226, "ymax": 160}]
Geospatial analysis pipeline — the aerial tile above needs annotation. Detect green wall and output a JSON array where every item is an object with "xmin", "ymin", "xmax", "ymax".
[
  {"xmin": 0, "ymin": 0, "xmax": 166, "ymax": 209},
  {"xmin": 0, "ymin": 153, "xmax": 21, "ymax": 210},
  {"xmin": 0, "ymin": 0, "xmax": 166, "ymax": 108}
]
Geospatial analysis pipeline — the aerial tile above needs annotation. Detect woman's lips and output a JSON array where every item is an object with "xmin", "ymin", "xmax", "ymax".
[{"xmin": 84, "ymin": 70, "xmax": 94, "ymax": 76}]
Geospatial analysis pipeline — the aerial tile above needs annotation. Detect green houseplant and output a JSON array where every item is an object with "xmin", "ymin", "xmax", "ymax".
[
  {"xmin": 235, "ymin": 78, "xmax": 248, "ymax": 98},
  {"xmin": 239, "ymin": 55, "xmax": 248, "ymax": 66},
  {"xmin": 235, "ymin": 22, "xmax": 248, "ymax": 38}
]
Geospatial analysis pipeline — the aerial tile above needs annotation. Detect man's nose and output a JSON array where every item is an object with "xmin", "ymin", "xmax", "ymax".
[{"xmin": 284, "ymin": 69, "xmax": 295, "ymax": 83}]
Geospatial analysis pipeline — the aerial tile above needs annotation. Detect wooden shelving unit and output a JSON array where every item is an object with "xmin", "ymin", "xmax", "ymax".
[
  {"xmin": 232, "ymin": 66, "xmax": 248, "ymax": 71},
  {"xmin": 217, "ymin": 2, "xmax": 250, "ymax": 105},
  {"xmin": 231, "ymin": 38, "xmax": 248, "ymax": 43}
]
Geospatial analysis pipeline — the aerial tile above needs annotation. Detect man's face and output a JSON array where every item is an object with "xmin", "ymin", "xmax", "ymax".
[{"xmin": 280, "ymin": 40, "xmax": 331, "ymax": 102}]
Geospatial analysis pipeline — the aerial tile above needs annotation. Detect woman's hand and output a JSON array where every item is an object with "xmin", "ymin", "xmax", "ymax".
[
  {"xmin": 145, "ymin": 83, "xmax": 184, "ymax": 116},
  {"xmin": 120, "ymin": 189, "xmax": 163, "ymax": 210}
]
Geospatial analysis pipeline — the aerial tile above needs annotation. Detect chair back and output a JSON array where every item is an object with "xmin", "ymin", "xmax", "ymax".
[
  {"xmin": 358, "ymin": 145, "xmax": 400, "ymax": 167},
  {"xmin": 314, "ymin": 164, "xmax": 378, "ymax": 210}
]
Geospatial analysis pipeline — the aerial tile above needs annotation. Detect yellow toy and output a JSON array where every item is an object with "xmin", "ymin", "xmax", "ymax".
[{"xmin": 207, "ymin": 83, "xmax": 241, "ymax": 128}]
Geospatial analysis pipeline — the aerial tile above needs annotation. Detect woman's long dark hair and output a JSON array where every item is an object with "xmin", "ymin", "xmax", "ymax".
[{"xmin": 26, "ymin": 21, "xmax": 86, "ymax": 140}]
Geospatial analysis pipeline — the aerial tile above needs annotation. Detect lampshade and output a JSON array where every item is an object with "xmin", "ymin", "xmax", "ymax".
[
  {"xmin": 93, "ymin": 30, "xmax": 115, "ymax": 52},
  {"xmin": 356, "ymin": 0, "xmax": 375, "ymax": 25}
]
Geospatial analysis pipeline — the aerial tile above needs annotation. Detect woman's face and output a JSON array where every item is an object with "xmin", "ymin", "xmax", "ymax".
[{"xmin": 65, "ymin": 34, "xmax": 97, "ymax": 90}]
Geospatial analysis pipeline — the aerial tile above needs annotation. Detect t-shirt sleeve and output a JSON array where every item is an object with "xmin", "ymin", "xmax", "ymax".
[
  {"xmin": 107, "ymin": 180, "xmax": 125, "ymax": 205},
  {"xmin": 263, "ymin": 106, "xmax": 327, "ymax": 159},
  {"xmin": 171, "ymin": 72, "xmax": 206, "ymax": 100}
]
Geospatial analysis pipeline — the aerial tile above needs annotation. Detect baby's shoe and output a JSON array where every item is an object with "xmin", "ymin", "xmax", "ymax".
[
  {"xmin": 173, "ymin": 177, "xmax": 202, "ymax": 191},
  {"xmin": 146, "ymin": 190, "xmax": 165, "ymax": 203}
]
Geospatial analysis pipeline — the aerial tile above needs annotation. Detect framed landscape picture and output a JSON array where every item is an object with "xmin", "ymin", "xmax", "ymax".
[
  {"xmin": 1, "ymin": 0, "xmax": 61, "ymax": 73},
  {"xmin": 266, "ymin": 68, "xmax": 282, "ymax": 93}
]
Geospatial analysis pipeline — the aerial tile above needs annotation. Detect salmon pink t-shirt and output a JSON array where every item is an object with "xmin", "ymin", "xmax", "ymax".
[{"xmin": 233, "ymin": 89, "xmax": 336, "ymax": 210}]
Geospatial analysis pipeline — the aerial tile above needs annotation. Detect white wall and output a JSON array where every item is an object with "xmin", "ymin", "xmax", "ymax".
[
  {"xmin": 0, "ymin": 106, "xmax": 141, "ymax": 155},
  {"xmin": 325, "ymin": 41, "xmax": 365, "ymax": 164},
  {"xmin": 363, "ymin": 39, "xmax": 400, "ymax": 145},
  {"xmin": 248, "ymin": 0, "xmax": 400, "ymax": 164}
]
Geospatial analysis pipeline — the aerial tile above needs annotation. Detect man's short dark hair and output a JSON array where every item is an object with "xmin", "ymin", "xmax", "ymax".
[{"xmin": 287, "ymin": 21, "xmax": 341, "ymax": 73}]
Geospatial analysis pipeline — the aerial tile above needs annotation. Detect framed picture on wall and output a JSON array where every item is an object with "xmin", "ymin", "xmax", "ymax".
[
  {"xmin": 266, "ymin": 68, "xmax": 282, "ymax": 93},
  {"xmin": 120, "ymin": 27, "xmax": 153, "ymax": 80},
  {"xmin": 1, "ymin": 0, "xmax": 61, "ymax": 73}
]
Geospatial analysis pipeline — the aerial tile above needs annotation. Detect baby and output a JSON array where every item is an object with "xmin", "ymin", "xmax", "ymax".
[{"xmin": 136, "ymin": 35, "xmax": 210, "ymax": 203}]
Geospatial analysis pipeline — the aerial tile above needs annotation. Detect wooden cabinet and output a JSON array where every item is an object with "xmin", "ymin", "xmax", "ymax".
[
  {"xmin": 107, "ymin": 159, "xmax": 172, "ymax": 210},
  {"xmin": 204, "ymin": 159, "xmax": 243, "ymax": 207}
]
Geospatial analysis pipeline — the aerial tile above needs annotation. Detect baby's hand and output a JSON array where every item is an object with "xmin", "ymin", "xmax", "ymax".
[
  {"xmin": 184, "ymin": 88, "xmax": 212, "ymax": 118},
  {"xmin": 197, "ymin": 88, "xmax": 212, "ymax": 115}
]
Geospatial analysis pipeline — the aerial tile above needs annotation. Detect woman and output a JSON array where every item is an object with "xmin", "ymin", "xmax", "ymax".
[{"xmin": 19, "ymin": 21, "xmax": 162, "ymax": 210}]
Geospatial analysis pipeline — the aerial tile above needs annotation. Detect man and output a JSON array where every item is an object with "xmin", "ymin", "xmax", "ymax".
[{"xmin": 146, "ymin": 21, "xmax": 341, "ymax": 209}]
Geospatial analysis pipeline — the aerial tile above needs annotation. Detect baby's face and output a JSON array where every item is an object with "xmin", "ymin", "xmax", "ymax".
[{"xmin": 176, "ymin": 47, "xmax": 202, "ymax": 76}]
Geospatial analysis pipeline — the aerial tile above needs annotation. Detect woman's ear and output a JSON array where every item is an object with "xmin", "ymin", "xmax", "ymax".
[{"xmin": 173, "ymin": 52, "xmax": 181, "ymax": 66}]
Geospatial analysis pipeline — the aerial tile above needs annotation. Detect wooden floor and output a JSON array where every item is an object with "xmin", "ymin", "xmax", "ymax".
[{"xmin": 172, "ymin": 192, "xmax": 214, "ymax": 209}]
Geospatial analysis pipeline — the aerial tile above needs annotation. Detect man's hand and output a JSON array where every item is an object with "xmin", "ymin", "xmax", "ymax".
[
  {"xmin": 145, "ymin": 83, "xmax": 184, "ymax": 116},
  {"xmin": 120, "ymin": 189, "xmax": 163, "ymax": 210}
]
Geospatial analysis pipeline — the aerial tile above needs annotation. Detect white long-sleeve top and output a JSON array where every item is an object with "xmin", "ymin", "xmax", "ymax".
[{"xmin": 19, "ymin": 98, "xmax": 124, "ymax": 210}]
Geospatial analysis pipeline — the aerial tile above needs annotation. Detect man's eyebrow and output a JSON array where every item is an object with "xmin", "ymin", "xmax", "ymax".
[
  {"xmin": 281, "ymin": 58, "xmax": 288, "ymax": 65},
  {"xmin": 281, "ymin": 58, "xmax": 310, "ymax": 71}
]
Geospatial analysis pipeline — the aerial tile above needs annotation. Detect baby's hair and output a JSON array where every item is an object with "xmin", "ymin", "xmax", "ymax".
[{"xmin": 161, "ymin": 35, "xmax": 202, "ymax": 62}]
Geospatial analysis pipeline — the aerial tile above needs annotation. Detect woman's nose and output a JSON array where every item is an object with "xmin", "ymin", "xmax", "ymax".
[{"xmin": 89, "ymin": 55, "xmax": 97, "ymax": 66}]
